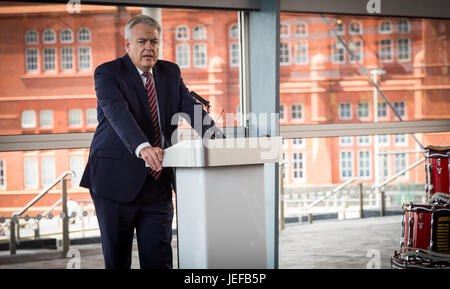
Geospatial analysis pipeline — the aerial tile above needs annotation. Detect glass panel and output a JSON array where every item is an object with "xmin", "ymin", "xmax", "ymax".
[
  {"xmin": 278, "ymin": 13, "xmax": 450, "ymax": 131},
  {"xmin": 281, "ymin": 133, "xmax": 435, "ymax": 218},
  {"xmin": 0, "ymin": 3, "xmax": 241, "ymax": 230},
  {"xmin": 0, "ymin": 3, "xmax": 241, "ymax": 137}
]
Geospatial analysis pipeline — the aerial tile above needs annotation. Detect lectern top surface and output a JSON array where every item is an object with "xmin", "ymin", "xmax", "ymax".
[{"xmin": 162, "ymin": 137, "xmax": 282, "ymax": 167}]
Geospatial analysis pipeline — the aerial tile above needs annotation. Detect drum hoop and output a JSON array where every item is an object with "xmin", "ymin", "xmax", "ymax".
[
  {"xmin": 425, "ymin": 153, "xmax": 450, "ymax": 158},
  {"xmin": 404, "ymin": 206, "xmax": 450, "ymax": 213}
]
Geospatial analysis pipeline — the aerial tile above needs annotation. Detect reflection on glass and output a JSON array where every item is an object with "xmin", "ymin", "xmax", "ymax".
[
  {"xmin": 0, "ymin": 3, "xmax": 240, "ymax": 136},
  {"xmin": 281, "ymin": 135, "xmax": 431, "ymax": 222},
  {"xmin": 279, "ymin": 13, "xmax": 450, "ymax": 219},
  {"xmin": 0, "ymin": 3, "xmax": 240, "ymax": 218},
  {"xmin": 279, "ymin": 13, "xmax": 450, "ymax": 128}
]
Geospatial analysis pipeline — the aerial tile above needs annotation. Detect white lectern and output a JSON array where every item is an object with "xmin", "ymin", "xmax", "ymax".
[{"xmin": 162, "ymin": 137, "xmax": 281, "ymax": 269}]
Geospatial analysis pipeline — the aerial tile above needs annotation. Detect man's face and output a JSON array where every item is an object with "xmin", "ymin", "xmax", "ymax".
[{"xmin": 126, "ymin": 23, "xmax": 160, "ymax": 72}]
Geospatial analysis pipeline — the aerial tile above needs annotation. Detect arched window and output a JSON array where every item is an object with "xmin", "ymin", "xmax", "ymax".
[
  {"xmin": 294, "ymin": 21, "xmax": 308, "ymax": 36},
  {"xmin": 349, "ymin": 20, "xmax": 363, "ymax": 35},
  {"xmin": 176, "ymin": 25, "xmax": 189, "ymax": 40},
  {"xmin": 397, "ymin": 19, "xmax": 410, "ymax": 33},
  {"xmin": 280, "ymin": 22, "xmax": 290, "ymax": 37},
  {"xmin": 332, "ymin": 19, "xmax": 345, "ymax": 35},
  {"xmin": 379, "ymin": 20, "xmax": 392, "ymax": 34},
  {"xmin": 42, "ymin": 29, "xmax": 56, "ymax": 44},
  {"xmin": 229, "ymin": 24, "xmax": 238, "ymax": 39},
  {"xmin": 193, "ymin": 25, "xmax": 206, "ymax": 40},
  {"xmin": 77, "ymin": 28, "xmax": 91, "ymax": 42},
  {"xmin": 60, "ymin": 29, "xmax": 73, "ymax": 43},
  {"xmin": 25, "ymin": 30, "xmax": 38, "ymax": 44}
]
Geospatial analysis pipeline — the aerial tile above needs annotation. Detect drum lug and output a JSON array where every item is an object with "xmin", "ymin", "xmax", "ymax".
[
  {"xmin": 408, "ymin": 214, "xmax": 413, "ymax": 247},
  {"xmin": 429, "ymin": 207, "xmax": 435, "ymax": 250},
  {"xmin": 424, "ymin": 162, "xmax": 429, "ymax": 197}
]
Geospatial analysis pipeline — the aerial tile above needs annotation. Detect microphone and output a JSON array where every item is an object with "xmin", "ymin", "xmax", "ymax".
[
  {"xmin": 190, "ymin": 91, "xmax": 210, "ymax": 113},
  {"xmin": 190, "ymin": 91, "xmax": 225, "ymax": 139}
]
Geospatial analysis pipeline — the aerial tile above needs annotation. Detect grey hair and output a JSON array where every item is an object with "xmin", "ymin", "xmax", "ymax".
[{"xmin": 125, "ymin": 14, "xmax": 161, "ymax": 41}]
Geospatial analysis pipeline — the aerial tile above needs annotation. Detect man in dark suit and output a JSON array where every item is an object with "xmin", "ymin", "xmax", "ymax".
[{"xmin": 80, "ymin": 14, "xmax": 218, "ymax": 269}]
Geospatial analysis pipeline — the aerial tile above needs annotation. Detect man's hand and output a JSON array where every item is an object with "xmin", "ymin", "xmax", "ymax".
[{"xmin": 140, "ymin": 146, "xmax": 163, "ymax": 171}]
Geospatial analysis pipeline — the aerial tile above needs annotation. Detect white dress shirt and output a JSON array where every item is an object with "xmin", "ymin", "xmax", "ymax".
[{"xmin": 134, "ymin": 65, "xmax": 165, "ymax": 158}]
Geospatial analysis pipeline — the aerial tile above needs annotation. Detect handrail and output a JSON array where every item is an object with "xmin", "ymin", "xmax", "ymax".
[
  {"xmin": 42, "ymin": 198, "xmax": 63, "ymax": 218},
  {"xmin": 9, "ymin": 170, "xmax": 75, "ymax": 255},
  {"xmin": 306, "ymin": 177, "xmax": 361, "ymax": 210},
  {"xmin": 13, "ymin": 170, "xmax": 75, "ymax": 217},
  {"xmin": 372, "ymin": 157, "xmax": 425, "ymax": 191}
]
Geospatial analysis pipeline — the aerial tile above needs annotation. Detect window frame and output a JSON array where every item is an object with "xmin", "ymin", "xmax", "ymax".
[
  {"xmin": 175, "ymin": 25, "xmax": 190, "ymax": 40},
  {"xmin": 339, "ymin": 150, "xmax": 354, "ymax": 180},
  {"xmin": 42, "ymin": 29, "xmax": 56, "ymax": 44},
  {"xmin": 25, "ymin": 48, "xmax": 39, "ymax": 72},
  {"xmin": 60, "ymin": 28, "xmax": 74, "ymax": 43}
]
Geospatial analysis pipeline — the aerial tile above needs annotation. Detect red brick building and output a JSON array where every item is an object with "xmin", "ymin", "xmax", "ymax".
[{"xmin": 0, "ymin": 3, "xmax": 449, "ymax": 216}]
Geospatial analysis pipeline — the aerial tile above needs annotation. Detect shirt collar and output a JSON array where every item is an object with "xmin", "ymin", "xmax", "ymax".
[{"xmin": 135, "ymin": 66, "xmax": 153, "ymax": 77}]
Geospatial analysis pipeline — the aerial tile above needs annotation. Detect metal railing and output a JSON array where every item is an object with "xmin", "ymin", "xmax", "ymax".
[
  {"xmin": 9, "ymin": 170, "xmax": 75, "ymax": 255},
  {"xmin": 372, "ymin": 157, "xmax": 425, "ymax": 216},
  {"xmin": 302, "ymin": 177, "xmax": 362, "ymax": 223}
]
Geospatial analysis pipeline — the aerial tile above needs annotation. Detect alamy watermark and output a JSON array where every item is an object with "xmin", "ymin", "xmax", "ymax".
[
  {"xmin": 170, "ymin": 108, "xmax": 282, "ymax": 160},
  {"xmin": 366, "ymin": 0, "xmax": 381, "ymax": 14},
  {"xmin": 366, "ymin": 249, "xmax": 381, "ymax": 269},
  {"xmin": 66, "ymin": 0, "xmax": 81, "ymax": 14},
  {"xmin": 66, "ymin": 248, "xmax": 81, "ymax": 269}
]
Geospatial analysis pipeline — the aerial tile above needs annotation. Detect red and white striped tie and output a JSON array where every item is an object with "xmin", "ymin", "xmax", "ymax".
[{"xmin": 142, "ymin": 72, "xmax": 162, "ymax": 180}]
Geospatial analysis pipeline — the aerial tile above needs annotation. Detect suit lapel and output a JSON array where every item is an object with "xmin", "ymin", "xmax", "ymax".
[
  {"xmin": 122, "ymin": 54, "xmax": 152, "ymax": 110},
  {"xmin": 121, "ymin": 54, "xmax": 156, "ymax": 135}
]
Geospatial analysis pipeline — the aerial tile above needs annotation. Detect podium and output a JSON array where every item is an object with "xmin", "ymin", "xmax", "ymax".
[{"xmin": 162, "ymin": 137, "xmax": 281, "ymax": 269}]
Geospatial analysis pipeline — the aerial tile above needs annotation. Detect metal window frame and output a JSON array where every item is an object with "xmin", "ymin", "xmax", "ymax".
[{"xmin": 280, "ymin": 0, "xmax": 450, "ymax": 19}]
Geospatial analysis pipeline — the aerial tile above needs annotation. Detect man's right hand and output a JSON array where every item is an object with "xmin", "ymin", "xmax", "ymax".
[{"xmin": 140, "ymin": 146, "xmax": 163, "ymax": 171}]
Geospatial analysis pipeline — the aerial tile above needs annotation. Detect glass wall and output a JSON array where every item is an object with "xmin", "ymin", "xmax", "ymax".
[
  {"xmin": 279, "ymin": 13, "xmax": 450, "ymax": 200},
  {"xmin": 0, "ymin": 2, "xmax": 240, "ymax": 217}
]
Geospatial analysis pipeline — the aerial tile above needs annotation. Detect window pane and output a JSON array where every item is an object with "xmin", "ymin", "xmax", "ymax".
[
  {"xmin": 193, "ymin": 43, "xmax": 207, "ymax": 68},
  {"xmin": 21, "ymin": 110, "xmax": 36, "ymax": 128},
  {"xmin": 176, "ymin": 44, "xmax": 190, "ymax": 68},
  {"xmin": 25, "ymin": 48, "xmax": 39, "ymax": 72},
  {"xmin": 176, "ymin": 25, "xmax": 189, "ymax": 40},
  {"xmin": 68, "ymin": 109, "xmax": 82, "ymax": 127},
  {"xmin": 25, "ymin": 30, "xmax": 38, "ymax": 44},
  {"xmin": 86, "ymin": 108, "xmax": 97, "ymax": 126},
  {"xmin": 77, "ymin": 28, "xmax": 91, "ymax": 42},
  {"xmin": 60, "ymin": 29, "xmax": 73, "ymax": 43},
  {"xmin": 61, "ymin": 47, "xmax": 73, "ymax": 71},
  {"xmin": 42, "ymin": 29, "xmax": 56, "ymax": 43},
  {"xmin": 39, "ymin": 110, "xmax": 53, "ymax": 128},
  {"xmin": 43, "ymin": 48, "xmax": 56, "ymax": 71},
  {"xmin": 78, "ymin": 47, "xmax": 91, "ymax": 71},
  {"xmin": 24, "ymin": 158, "xmax": 38, "ymax": 188},
  {"xmin": 41, "ymin": 157, "xmax": 55, "ymax": 187}
]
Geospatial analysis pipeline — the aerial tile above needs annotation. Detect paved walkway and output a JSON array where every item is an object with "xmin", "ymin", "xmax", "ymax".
[{"xmin": 0, "ymin": 215, "xmax": 402, "ymax": 269}]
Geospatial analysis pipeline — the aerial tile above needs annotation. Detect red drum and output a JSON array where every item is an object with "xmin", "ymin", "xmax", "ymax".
[
  {"xmin": 424, "ymin": 146, "xmax": 450, "ymax": 205},
  {"xmin": 391, "ymin": 251, "xmax": 450, "ymax": 269},
  {"xmin": 401, "ymin": 203, "xmax": 450, "ymax": 254}
]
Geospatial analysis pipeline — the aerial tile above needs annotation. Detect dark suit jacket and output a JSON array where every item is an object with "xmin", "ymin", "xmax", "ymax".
[{"xmin": 80, "ymin": 53, "xmax": 214, "ymax": 203}]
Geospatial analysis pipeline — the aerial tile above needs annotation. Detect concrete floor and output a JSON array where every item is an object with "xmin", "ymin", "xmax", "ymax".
[{"xmin": 0, "ymin": 215, "xmax": 402, "ymax": 269}]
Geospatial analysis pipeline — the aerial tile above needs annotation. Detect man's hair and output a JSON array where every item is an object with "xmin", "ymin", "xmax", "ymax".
[{"xmin": 125, "ymin": 14, "xmax": 161, "ymax": 41}]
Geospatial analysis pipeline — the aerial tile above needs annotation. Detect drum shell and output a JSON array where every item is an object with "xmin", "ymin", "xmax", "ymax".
[
  {"xmin": 402, "ymin": 205, "xmax": 433, "ymax": 252},
  {"xmin": 401, "ymin": 203, "xmax": 450, "ymax": 254},
  {"xmin": 425, "ymin": 149, "xmax": 450, "ymax": 199}
]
